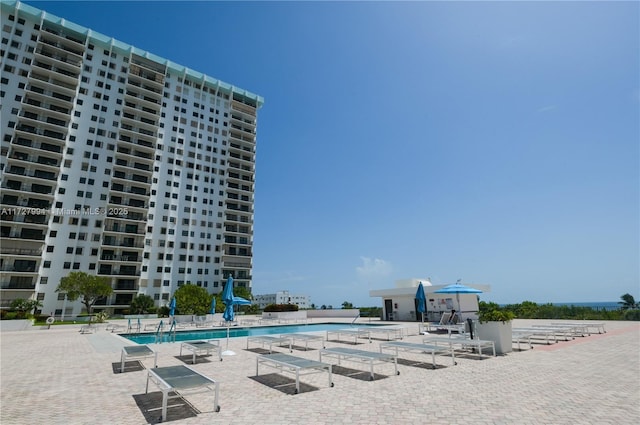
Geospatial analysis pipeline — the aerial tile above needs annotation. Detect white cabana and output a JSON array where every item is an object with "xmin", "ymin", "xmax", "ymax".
[{"xmin": 369, "ymin": 278, "xmax": 490, "ymax": 322}]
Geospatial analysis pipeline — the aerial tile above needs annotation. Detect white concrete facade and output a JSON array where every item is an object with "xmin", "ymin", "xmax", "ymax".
[
  {"xmin": 253, "ymin": 291, "xmax": 311, "ymax": 309},
  {"xmin": 369, "ymin": 278, "xmax": 490, "ymax": 322},
  {"xmin": 0, "ymin": 1, "xmax": 263, "ymax": 316}
]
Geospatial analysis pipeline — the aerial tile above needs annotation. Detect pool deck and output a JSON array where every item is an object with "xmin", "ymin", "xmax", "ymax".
[{"xmin": 1, "ymin": 318, "xmax": 639, "ymax": 424}]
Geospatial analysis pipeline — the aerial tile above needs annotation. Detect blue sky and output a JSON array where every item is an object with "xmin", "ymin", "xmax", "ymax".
[{"xmin": 29, "ymin": 1, "xmax": 639, "ymax": 307}]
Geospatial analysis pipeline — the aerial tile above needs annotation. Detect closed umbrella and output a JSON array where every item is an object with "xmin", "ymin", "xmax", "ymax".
[
  {"xmin": 222, "ymin": 275, "xmax": 235, "ymax": 323},
  {"xmin": 209, "ymin": 297, "xmax": 216, "ymax": 315},
  {"xmin": 169, "ymin": 297, "xmax": 176, "ymax": 317},
  {"xmin": 221, "ymin": 275, "xmax": 236, "ymax": 355},
  {"xmin": 415, "ymin": 282, "xmax": 427, "ymax": 324}
]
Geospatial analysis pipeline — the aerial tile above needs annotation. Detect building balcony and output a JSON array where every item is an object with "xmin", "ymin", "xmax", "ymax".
[
  {"xmin": 115, "ymin": 146, "xmax": 154, "ymax": 161},
  {"xmin": 28, "ymin": 71, "xmax": 77, "ymax": 95},
  {"xmin": 0, "ymin": 282, "xmax": 37, "ymax": 290},
  {"xmin": 109, "ymin": 183, "xmax": 149, "ymax": 198},
  {"xmin": 117, "ymin": 134, "xmax": 156, "ymax": 153},
  {"xmin": 4, "ymin": 166, "xmax": 57, "ymax": 182},
  {"xmin": 14, "ymin": 124, "xmax": 67, "ymax": 145},
  {"xmin": 31, "ymin": 60, "xmax": 79, "ymax": 85},
  {"xmin": 97, "ymin": 267, "xmax": 140, "ymax": 277},
  {"xmin": 101, "ymin": 238, "xmax": 144, "ymax": 249},
  {"xmin": 124, "ymin": 90, "xmax": 160, "ymax": 108},
  {"xmin": 111, "ymin": 170, "xmax": 151, "ymax": 185},
  {"xmin": 1, "ymin": 182, "xmax": 54, "ymax": 196},
  {"xmin": 229, "ymin": 129, "xmax": 256, "ymax": 144},
  {"xmin": 106, "ymin": 210, "xmax": 146, "ymax": 222},
  {"xmin": 12, "ymin": 137, "xmax": 63, "ymax": 154},
  {"xmin": 38, "ymin": 34, "xmax": 84, "ymax": 57},
  {"xmin": 126, "ymin": 78, "xmax": 163, "ymax": 96},
  {"xmin": 0, "ymin": 212, "xmax": 49, "ymax": 227},
  {"xmin": 0, "ymin": 244, "xmax": 43, "ymax": 256},
  {"xmin": 19, "ymin": 111, "xmax": 68, "ymax": 129},
  {"xmin": 113, "ymin": 158, "xmax": 151, "ymax": 172},
  {"xmin": 99, "ymin": 254, "xmax": 140, "ymax": 262},
  {"xmin": 8, "ymin": 151, "xmax": 61, "ymax": 169},
  {"xmin": 22, "ymin": 96, "xmax": 72, "ymax": 119},
  {"xmin": 0, "ymin": 230, "xmax": 46, "ymax": 241},
  {"xmin": 0, "ymin": 265, "xmax": 39, "ymax": 273},
  {"xmin": 103, "ymin": 225, "xmax": 144, "ymax": 235}
]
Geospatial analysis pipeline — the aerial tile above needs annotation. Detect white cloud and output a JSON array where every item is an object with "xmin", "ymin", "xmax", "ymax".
[
  {"xmin": 356, "ymin": 257, "xmax": 392, "ymax": 281},
  {"xmin": 537, "ymin": 105, "xmax": 558, "ymax": 113}
]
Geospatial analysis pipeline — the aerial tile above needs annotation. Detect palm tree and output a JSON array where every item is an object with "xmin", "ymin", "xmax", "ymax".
[{"xmin": 618, "ymin": 293, "xmax": 639, "ymax": 310}]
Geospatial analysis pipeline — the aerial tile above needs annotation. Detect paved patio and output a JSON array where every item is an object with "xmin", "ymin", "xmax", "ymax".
[{"xmin": 1, "ymin": 318, "xmax": 638, "ymax": 424}]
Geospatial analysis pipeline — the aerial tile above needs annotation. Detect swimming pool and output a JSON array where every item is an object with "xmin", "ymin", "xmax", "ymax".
[{"xmin": 122, "ymin": 323, "xmax": 385, "ymax": 344}]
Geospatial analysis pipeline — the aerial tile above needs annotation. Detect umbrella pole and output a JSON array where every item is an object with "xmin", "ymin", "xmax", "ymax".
[{"xmin": 222, "ymin": 323, "xmax": 236, "ymax": 356}]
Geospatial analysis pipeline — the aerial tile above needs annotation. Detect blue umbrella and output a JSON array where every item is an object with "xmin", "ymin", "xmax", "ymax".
[
  {"xmin": 434, "ymin": 281, "xmax": 482, "ymax": 313},
  {"xmin": 232, "ymin": 296, "xmax": 251, "ymax": 306},
  {"xmin": 209, "ymin": 296, "xmax": 216, "ymax": 315},
  {"xmin": 169, "ymin": 297, "xmax": 176, "ymax": 317},
  {"xmin": 415, "ymin": 282, "xmax": 427, "ymax": 323},
  {"xmin": 221, "ymin": 275, "xmax": 237, "ymax": 355},
  {"xmin": 222, "ymin": 275, "xmax": 235, "ymax": 323}
]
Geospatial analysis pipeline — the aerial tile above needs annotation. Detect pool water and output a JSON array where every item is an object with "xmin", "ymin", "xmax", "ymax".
[{"xmin": 122, "ymin": 322, "xmax": 385, "ymax": 344}]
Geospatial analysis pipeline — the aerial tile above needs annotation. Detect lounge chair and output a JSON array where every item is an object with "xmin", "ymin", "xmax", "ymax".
[
  {"xmin": 79, "ymin": 323, "xmax": 97, "ymax": 334},
  {"xmin": 319, "ymin": 347, "xmax": 399, "ymax": 380},
  {"xmin": 362, "ymin": 325, "xmax": 405, "ymax": 341},
  {"xmin": 195, "ymin": 316, "xmax": 215, "ymax": 328},
  {"xmin": 325, "ymin": 329, "xmax": 371, "ymax": 344},
  {"xmin": 379, "ymin": 340, "xmax": 456, "ymax": 368},
  {"xmin": 246, "ymin": 335, "xmax": 291, "ymax": 353},
  {"xmin": 145, "ymin": 365, "xmax": 220, "ymax": 421},
  {"xmin": 423, "ymin": 334, "xmax": 496, "ymax": 358},
  {"xmin": 285, "ymin": 333, "xmax": 325, "ymax": 351},
  {"xmin": 180, "ymin": 340, "xmax": 222, "ymax": 363},
  {"xmin": 105, "ymin": 323, "xmax": 126, "ymax": 333},
  {"xmin": 120, "ymin": 345, "xmax": 157, "ymax": 373},
  {"xmin": 256, "ymin": 353, "xmax": 334, "ymax": 394},
  {"xmin": 420, "ymin": 312, "xmax": 451, "ymax": 333}
]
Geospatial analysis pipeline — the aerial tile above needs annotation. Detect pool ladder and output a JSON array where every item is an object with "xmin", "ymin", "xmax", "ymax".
[{"xmin": 154, "ymin": 320, "xmax": 176, "ymax": 344}]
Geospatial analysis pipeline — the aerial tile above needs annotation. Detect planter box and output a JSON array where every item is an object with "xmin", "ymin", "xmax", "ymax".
[{"xmin": 476, "ymin": 321, "xmax": 513, "ymax": 354}]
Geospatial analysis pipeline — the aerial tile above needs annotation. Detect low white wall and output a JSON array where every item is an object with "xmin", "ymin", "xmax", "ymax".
[
  {"xmin": 306, "ymin": 309, "xmax": 360, "ymax": 319},
  {"xmin": 261, "ymin": 311, "xmax": 307, "ymax": 320},
  {"xmin": 123, "ymin": 314, "xmax": 158, "ymax": 319}
]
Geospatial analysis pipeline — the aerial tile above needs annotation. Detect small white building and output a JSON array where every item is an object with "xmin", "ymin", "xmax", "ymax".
[
  {"xmin": 253, "ymin": 291, "xmax": 311, "ymax": 309},
  {"xmin": 369, "ymin": 278, "xmax": 490, "ymax": 322}
]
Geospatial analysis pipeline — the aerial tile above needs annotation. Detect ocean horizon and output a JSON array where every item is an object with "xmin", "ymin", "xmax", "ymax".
[{"xmin": 500, "ymin": 301, "xmax": 621, "ymax": 311}]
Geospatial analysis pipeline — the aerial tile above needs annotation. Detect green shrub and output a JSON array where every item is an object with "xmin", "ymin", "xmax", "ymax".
[
  {"xmin": 623, "ymin": 309, "xmax": 640, "ymax": 321},
  {"xmin": 2, "ymin": 312, "xmax": 18, "ymax": 320},
  {"xmin": 94, "ymin": 311, "xmax": 109, "ymax": 323},
  {"xmin": 264, "ymin": 303, "xmax": 299, "ymax": 312},
  {"xmin": 478, "ymin": 301, "xmax": 515, "ymax": 323}
]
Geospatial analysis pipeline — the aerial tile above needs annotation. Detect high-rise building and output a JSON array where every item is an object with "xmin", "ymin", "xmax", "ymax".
[{"xmin": 0, "ymin": 1, "xmax": 263, "ymax": 317}]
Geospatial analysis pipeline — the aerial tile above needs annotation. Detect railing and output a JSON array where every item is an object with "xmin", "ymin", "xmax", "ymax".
[
  {"xmin": 0, "ymin": 248, "xmax": 43, "ymax": 256},
  {"xmin": 154, "ymin": 319, "xmax": 176, "ymax": 344}
]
